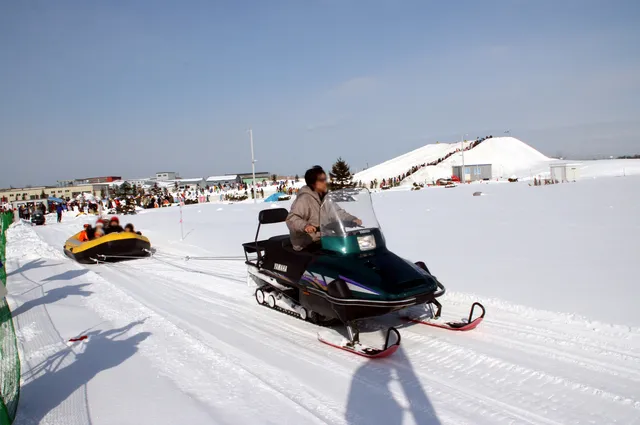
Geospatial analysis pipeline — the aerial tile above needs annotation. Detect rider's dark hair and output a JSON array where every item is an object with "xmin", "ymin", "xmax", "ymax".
[{"xmin": 304, "ymin": 166, "xmax": 326, "ymax": 188}]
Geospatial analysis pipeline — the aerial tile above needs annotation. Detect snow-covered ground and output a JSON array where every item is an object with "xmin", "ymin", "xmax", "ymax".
[{"xmin": 6, "ymin": 175, "xmax": 640, "ymax": 424}]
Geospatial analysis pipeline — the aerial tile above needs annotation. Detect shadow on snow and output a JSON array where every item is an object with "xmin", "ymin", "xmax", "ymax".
[
  {"xmin": 12, "ymin": 283, "xmax": 93, "ymax": 317},
  {"xmin": 346, "ymin": 347, "xmax": 441, "ymax": 425},
  {"xmin": 6, "ymin": 259, "xmax": 63, "ymax": 277},
  {"xmin": 16, "ymin": 320, "xmax": 150, "ymax": 425},
  {"xmin": 43, "ymin": 269, "xmax": 89, "ymax": 282}
]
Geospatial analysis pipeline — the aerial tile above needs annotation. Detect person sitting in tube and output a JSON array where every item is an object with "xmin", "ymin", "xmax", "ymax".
[{"xmin": 124, "ymin": 223, "xmax": 142, "ymax": 235}]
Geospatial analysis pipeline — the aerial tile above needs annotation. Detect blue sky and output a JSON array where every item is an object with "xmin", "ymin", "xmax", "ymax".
[{"xmin": 1, "ymin": 0, "xmax": 639, "ymax": 186}]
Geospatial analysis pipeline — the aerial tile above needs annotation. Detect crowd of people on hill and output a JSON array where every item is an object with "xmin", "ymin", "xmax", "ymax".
[
  {"xmin": 362, "ymin": 135, "xmax": 495, "ymax": 189},
  {"xmin": 77, "ymin": 216, "xmax": 141, "ymax": 242}
]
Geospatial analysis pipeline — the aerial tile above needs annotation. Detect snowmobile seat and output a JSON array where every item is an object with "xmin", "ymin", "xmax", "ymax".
[
  {"xmin": 243, "ymin": 208, "xmax": 290, "ymax": 263},
  {"xmin": 259, "ymin": 208, "xmax": 288, "ymax": 225},
  {"xmin": 261, "ymin": 235, "xmax": 314, "ymax": 281}
]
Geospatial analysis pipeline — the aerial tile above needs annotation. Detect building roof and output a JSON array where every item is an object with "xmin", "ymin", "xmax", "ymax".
[
  {"xmin": 74, "ymin": 176, "xmax": 121, "ymax": 179},
  {"xmin": 206, "ymin": 175, "xmax": 238, "ymax": 182},
  {"xmin": 169, "ymin": 178, "xmax": 204, "ymax": 183},
  {"xmin": 237, "ymin": 172, "xmax": 270, "ymax": 177},
  {"xmin": 550, "ymin": 162, "xmax": 582, "ymax": 168}
]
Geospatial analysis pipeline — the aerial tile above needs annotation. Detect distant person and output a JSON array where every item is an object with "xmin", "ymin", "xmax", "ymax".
[
  {"xmin": 124, "ymin": 223, "xmax": 142, "ymax": 235},
  {"xmin": 56, "ymin": 203, "xmax": 63, "ymax": 223},
  {"xmin": 78, "ymin": 224, "xmax": 92, "ymax": 242}
]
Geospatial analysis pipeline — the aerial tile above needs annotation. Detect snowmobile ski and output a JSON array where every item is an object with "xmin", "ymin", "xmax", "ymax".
[
  {"xmin": 317, "ymin": 326, "xmax": 401, "ymax": 359},
  {"xmin": 405, "ymin": 301, "xmax": 485, "ymax": 331}
]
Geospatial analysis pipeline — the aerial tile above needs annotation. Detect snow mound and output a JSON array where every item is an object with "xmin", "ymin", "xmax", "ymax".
[
  {"xmin": 354, "ymin": 141, "xmax": 464, "ymax": 184},
  {"xmin": 455, "ymin": 136, "xmax": 551, "ymax": 172},
  {"xmin": 406, "ymin": 137, "xmax": 554, "ymax": 183},
  {"xmin": 355, "ymin": 137, "xmax": 553, "ymax": 185}
]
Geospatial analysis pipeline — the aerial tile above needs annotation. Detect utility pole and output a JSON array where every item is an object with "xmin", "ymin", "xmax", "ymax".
[
  {"xmin": 461, "ymin": 133, "xmax": 468, "ymax": 182},
  {"xmin": 249, "ymin": 129, "xmax": 257, "ymax": 204}
]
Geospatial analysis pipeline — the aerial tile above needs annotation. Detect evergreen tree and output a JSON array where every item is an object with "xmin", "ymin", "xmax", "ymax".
[
  {"xmin": 295, "ymin": 174, "xmax": 300, "ymax": 182},
  {"xmin": 119, "ymin": 182, "xmax": 132, "ymax": 197},
  {"xmin": 271, "ymin": 174, "xmax": 277, "ymax": 183},
  {"xmin": 329, "ymin": 157, "xmax": 354, "ymax": 190},
  {"xmin": 40, "ymin": 189, "xmax": 46, "ymax": 200},
  {"xmin": 151, "ymin": 183, "xmax": 163, "ymax": 197}
]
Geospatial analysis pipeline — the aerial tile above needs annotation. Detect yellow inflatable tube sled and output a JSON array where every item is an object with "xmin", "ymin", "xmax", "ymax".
[{"xmin": 64, "ymin": 232, "xmax": 151, "ymax": 264}]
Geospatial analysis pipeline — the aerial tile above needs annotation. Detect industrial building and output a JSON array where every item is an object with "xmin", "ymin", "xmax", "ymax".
[
  {"xmin": 73, "ymin": 176, "xmax": 121, "ymax": 185},
  {"xmin": 550, "ymin": 163, "xmax": 580, "ymax": 183},
  {"xmin": 0, "ymin": 184, "xmax": 103, "ymax": 206},
  {"xmin": 206, "ymin": 175, "xmax": 242, "ymax": 186},
  {"xmin": 168, "ymin": 178, "xmax": 206, "ymax": 191},
  {"xmin": 237, "ymin": 172, "xmax": 271, "ymax": 185},
  {"xmin": 452, "ymin": 164, "xmax": 493, "ymax": 182},
  {"xmin": 155, "ymin": 172, "xmax": 179, "ymax": 181}
]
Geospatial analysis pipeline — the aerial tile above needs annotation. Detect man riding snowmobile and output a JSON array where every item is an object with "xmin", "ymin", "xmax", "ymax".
[
  {"xmin": 286, "ymin": 166, "xmax": 361, "ymax": 251},
  {"xmin": 243, "ymin": 166, "xmax": 485, "ymax": 358}
]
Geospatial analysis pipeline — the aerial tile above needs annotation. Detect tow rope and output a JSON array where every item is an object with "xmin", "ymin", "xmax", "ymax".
[{"xmin": 94, "ymin": 249, "xmax": 246, "ymax": 262}]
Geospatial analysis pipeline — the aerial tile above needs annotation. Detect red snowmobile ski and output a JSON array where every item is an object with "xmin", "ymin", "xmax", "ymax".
[
  {"xmin": 405, "ymin": 301, "xmax": 485, "ymax": 331},
  {"xmin": 318, "ymin": 327, "xmax": 401, "ymax": 358}
]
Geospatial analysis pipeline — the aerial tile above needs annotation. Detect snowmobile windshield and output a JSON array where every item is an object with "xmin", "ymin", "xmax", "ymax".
[{"xmin": 320, "ymin": 188, "xmax": 383, "ymax": 254}]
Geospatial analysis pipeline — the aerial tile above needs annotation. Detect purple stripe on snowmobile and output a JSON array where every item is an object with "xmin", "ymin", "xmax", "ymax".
[
  {"xmin": 339, "ymin": 275, "xmax": 380, "ymax": 295},
  {"xmin": 302, "ymin": 275, "xmax": 327, "ymax": 287}
]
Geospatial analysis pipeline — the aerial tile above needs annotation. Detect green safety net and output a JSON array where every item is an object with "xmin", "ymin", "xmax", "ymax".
[{"xmin": 0, "ymin": 212, "xmax": 20, "ymax": 424}]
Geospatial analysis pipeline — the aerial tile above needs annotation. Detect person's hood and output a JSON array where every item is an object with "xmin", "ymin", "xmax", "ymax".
[{"xmin": 297, "ymin": 185, "xmax": 323, "ymax": 202}]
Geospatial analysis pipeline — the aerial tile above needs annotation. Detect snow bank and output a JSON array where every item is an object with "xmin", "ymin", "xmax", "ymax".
[{"xmin": 578, "ymin": 159, "xmax": 640, "ymax": 178}]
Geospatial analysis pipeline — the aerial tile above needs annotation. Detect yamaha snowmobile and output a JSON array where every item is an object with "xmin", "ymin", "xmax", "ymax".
[{"xmin": 242, "ymin": 188, "xmax": 484, "ymax": 358}]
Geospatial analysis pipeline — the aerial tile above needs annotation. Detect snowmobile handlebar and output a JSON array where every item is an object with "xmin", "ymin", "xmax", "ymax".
[{"xmin": 434, "ymin": 281, "xmax": 446, "ymax": 298}]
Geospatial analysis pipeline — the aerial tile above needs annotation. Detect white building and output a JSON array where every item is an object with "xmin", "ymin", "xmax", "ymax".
[
  {"xmin": 550, "ymin": 162, "xmax": 581, "ymax": 182},
  {"xmin": 120, "ymin": 178, "xmax": 156, "ymax": 188},
  {"xmin": 168, "ymin": 178, "xmax": 206, "ymax": 192},
  {"xmin": 155, "ymin": 172, "xmax": 179, "ymax": 181},
  {"xmin": 206, "ymin": 175, "xmax": 242, "ymax": 187}
]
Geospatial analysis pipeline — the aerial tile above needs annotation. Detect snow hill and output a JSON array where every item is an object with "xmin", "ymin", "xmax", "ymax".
[
  {"xmin": 354, "ymin": 141, "xmax": 467, "ymax": 184},
  {"xmin": 355, "ymin": 137, "xmax": 554, "ymax": 185}
]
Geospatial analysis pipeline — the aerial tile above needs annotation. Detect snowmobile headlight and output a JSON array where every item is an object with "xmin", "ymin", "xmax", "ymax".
[{"xmin": 357, "ymin": 235, "xmax": 376, "ymax": 251}]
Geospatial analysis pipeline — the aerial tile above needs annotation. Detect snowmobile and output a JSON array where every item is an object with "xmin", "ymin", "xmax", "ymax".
[
  {"xmin": 31, "ymin": 211, "xmax": 46, "ymax": 226},
  {"xmin": 242, "ymin": 188, "xmax": 484, "ymax": 358}
]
